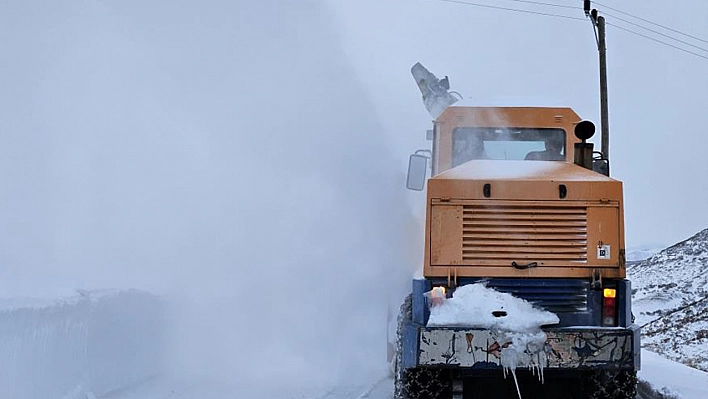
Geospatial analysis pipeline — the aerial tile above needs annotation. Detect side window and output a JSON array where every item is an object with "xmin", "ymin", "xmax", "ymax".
[{"xmin": 452, "ymin": 136, "xmax": 489, "ymax": 167}]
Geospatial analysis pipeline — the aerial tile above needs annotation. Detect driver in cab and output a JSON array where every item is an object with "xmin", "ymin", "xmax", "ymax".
[{"xmin": 525, "ymin": 136, "xmax": 564, "ymax": 161}]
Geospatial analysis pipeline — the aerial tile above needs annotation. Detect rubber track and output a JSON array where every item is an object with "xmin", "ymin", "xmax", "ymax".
[{"xmin": 393, "ymin": 295, "xmax": 451, "ymax": 399}]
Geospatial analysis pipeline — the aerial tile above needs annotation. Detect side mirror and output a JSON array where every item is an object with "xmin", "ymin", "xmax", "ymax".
[
  {"xmin": 406, "ymin": 153, "xmax": 429, "ymax": 191},
  {"xmin": 593, "ymin": 159, "xmax": 609, "ymax": 176}
]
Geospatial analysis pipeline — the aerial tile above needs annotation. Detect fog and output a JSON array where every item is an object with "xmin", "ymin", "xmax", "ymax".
[
  {"xmin": 3, "ymin": 0, "xmax": 708, "ymax": 395},
  {"xmin": 0, "ymin": 0, "xmax": 419, "ymax": 391}
]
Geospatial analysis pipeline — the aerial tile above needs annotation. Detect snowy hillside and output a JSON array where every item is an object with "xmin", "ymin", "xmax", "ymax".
[
  {"xmin": 629, "ymin": 228, "xmax": 708, "ymax": 371},
  {"xmin": 626, "ymin": 246, "xmax": 663, "ymax": 262}
]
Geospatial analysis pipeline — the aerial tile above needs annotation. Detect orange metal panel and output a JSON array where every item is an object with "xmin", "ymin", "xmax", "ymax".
[
  {"xmin": 586, "ymin": 206, "xmax": 622, "ymax": 268},
  {"xmin": 423, "ymin": 265, "xmax": 625, "ymax": 279},
  {"xmin": 430, "ymin": 205, "xmax": 463, "ymax": 265},
  {"xmin": 424, "ymin": 199, "xmax": 624, "ymax": 278}
]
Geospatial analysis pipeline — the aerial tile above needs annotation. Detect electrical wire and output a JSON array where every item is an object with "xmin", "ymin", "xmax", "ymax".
[
  {"xmin": 498, "ymin": 0, "xmax": 576, "ymax": 10},
  {"xmin": 425, "ymin": 0, "xmax": 708, "ymax": 61},
  {"xmin": 430, "ymin": 0, "xmax": 585, "ymax": 21},
  {"xmin": 589, "ymin": 13, "xmax": 599, "ymax": 48},
  {"xmin": 607, "ymin": 22, "xmax": 708, "ymax": 61},
  {"xmin": 594, "ymin": 1, "xmax": 708, "ymax": 45},
  {"xmin": 602, "ymin": 11, "xmax": 708, "ymax": 54}
]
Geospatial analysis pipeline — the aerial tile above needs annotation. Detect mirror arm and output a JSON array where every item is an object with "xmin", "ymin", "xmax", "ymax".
[{"xmin": 414, "ymin": 149, "xmax": 432, "ymax": 158}]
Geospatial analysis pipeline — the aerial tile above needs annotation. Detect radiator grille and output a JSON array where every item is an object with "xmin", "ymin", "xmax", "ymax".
[
  {"xmin": 462, "ymin": 204, "xmax": 588, "ymax": 264},
  {"xmin": 483, "ymin": 279, "xmax": 589, "ymax": 312}
]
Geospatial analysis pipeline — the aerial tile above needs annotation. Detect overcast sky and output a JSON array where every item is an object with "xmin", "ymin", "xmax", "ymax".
[{"xmin": 328, "ymin": 0, "xmax": 708, "ymax": 249}]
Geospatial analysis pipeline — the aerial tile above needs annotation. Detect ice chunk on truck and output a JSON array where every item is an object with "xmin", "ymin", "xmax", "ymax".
[{"xmin": 394, "ymin": 64, "xmax": 640, "ymax": 399}]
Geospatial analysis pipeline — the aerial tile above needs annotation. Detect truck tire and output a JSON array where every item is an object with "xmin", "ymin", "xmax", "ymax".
[
  {"xmin": 583, "ymin": 370, "xmax": 637, "ymax": 399},
  {"xmin": 394, "ymin": 294, "xmax": 451, "ymax": 399}
]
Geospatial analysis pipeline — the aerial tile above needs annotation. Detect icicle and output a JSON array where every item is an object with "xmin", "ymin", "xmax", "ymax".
[
  {"xmin": 538, "ymin": 351, "xmax": 546, "ymax": 384},
  {"xmin": 509, "ymin": 367, "xmax": 522, "ymax": 399}
]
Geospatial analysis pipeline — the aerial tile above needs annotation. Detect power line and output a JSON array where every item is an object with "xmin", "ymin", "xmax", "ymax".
[
  {"xmin": 594, "ymin": 1, "xmax": 708, "ymax": 45},
  {"xmin": 607, "ymin": 22, "xmax": 708, "ymax": 61},
  {"xmin": 425, "ymin": 0, "xmax": 708, "ymax": 61},
  {"xmin": 602, "ymin": 11, "xmax": 708, "ymax": 54},
  {"xmin": 499, "ymin": 0, "xmax": 576, "ymax": 10},
  {"xmin": 430, "ymin": 0, "xmax": 585, "ymax": 21}
]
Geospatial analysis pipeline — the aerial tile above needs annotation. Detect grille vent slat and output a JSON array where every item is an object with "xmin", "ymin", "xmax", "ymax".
[
  {"xmin": 482, "ymin": 279, "xmax": 590, "ymax": 312},
  {"xmin": 462, "ymin": 204, "xmax": 588, "ymax": 264}
]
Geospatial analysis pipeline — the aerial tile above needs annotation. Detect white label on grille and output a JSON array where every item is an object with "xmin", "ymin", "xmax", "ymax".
[{"xmin": 597, "ymin": 245, "xmax": 611, "ymax": 260}]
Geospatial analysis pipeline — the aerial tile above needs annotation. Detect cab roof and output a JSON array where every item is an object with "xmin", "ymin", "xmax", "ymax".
[{"xmin": 436, "ymin": 106, "xmax": 582, "ymax": 127}]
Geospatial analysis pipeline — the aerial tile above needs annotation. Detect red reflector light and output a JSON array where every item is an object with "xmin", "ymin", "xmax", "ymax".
[{"xmin": 602, "ymin": 294, "xmax": 617, "ymax": 327}]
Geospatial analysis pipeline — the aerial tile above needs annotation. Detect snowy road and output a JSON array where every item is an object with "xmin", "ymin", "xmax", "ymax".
[
  {"xmin": 104, "ymin": 350, "xmax": 708, "ymax": 399},
  {"xmin": 317, "ymin": 378, "xmax": 392, "ymax": 399},
  {"xmin": 103, "ymin": 376, "xmax": 392, "ymax": 399},
  {"xmin": 635, "ymin": 350, "xmax": 708, "ymax": 399},
  {"xmin": 2, "ymin": 293, "xmax": 702, "ymax": 399}
]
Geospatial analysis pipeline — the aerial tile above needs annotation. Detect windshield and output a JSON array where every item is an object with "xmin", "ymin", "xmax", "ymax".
[{"xmin": 452, "ymin": 127, "xmax": 566, "ymax": 167}]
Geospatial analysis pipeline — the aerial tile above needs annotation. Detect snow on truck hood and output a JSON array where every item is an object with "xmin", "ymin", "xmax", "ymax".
[{"xmin": 434, "ymin": 160, "xmax": 618, "ymax": 182}]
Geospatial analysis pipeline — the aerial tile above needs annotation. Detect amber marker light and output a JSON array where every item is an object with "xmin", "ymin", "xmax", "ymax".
[
  {"xmin": 603, "ymin": 288, "xmax": 616, "ymax": 298},
  {"xmin": 428, "ymin": 286, "xmax": 447, "ymax": 307}
]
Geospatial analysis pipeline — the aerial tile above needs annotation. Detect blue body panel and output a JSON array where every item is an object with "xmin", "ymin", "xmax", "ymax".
[
  {"xmin": 617, "ymin": 279, "xmax": 632, "ymax": 327},
  {"xmin": 412, "ymin": 279, "xmax": 431, "ymax": 326},
  {"xmin": 404, "ymin": 278, "xmax": 641, "ymax": 371},
  {"xmin": 401, "ymin": 321, "xmax": 419, "ymax": 369}
]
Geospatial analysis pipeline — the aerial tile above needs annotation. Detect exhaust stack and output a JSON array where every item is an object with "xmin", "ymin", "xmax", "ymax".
[{"xmin": 574, "ymin": 121, "xmax": 596, "ymax": 170}]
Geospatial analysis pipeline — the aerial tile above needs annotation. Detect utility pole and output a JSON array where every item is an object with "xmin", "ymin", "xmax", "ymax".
[
  {"xmin": 585, "ymin": 1, "xmax": 610, "ymax": 165},
  {"xmin": 598, "ymin": 15, "xmax": 609, "ymax": 162}
]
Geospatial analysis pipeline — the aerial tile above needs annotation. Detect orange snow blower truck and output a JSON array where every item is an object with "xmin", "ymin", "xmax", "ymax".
[{"xmin": 394, "ymin": 63, "xmax": 640, "ymax": 399}]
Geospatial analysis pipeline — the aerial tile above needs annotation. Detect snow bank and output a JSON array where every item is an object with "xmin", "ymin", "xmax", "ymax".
[{"xmin": 0, "ymin": 290, "xmax": 163, "ymax": 399}]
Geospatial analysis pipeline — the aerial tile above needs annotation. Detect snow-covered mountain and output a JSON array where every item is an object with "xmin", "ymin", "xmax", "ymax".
[
  {"xmin": 626, "ymin": 246, "xmax": 664, "ymax": 262},
  {"xmin": 629, "ymin": 228, "xmax": 708, "ymax": 371}
]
